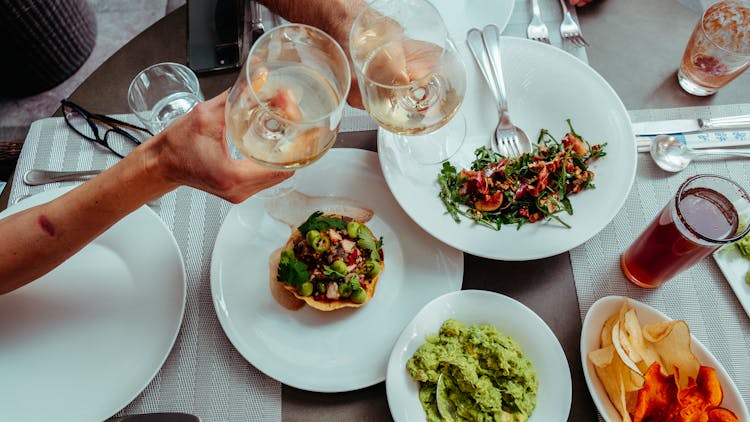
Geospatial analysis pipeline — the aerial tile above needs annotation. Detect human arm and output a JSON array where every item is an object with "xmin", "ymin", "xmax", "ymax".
[{"xmin": 0, "ymin": 92, "xmax": 291, "ymax": 294}]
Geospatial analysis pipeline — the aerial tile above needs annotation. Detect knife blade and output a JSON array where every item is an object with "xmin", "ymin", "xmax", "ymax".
[{"xmin": 631, "ymin": 114, "xmax": 750, "ymax": 136}]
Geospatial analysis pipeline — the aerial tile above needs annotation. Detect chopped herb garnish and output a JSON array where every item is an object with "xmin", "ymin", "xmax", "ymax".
[
  {"xmin": 298, "ymin": 211, "xmax": 347, "ymax": 234},
  {"xmin": 277, "ymin": 250, "xmax": 310, "ymax": 287},
  {"xmin": 323, "ymin": 264, "xmax": 346, "ymax": 280},
  {"xmin": 356, "ymin": 229, "xmax": 383, "ymax": 261}
]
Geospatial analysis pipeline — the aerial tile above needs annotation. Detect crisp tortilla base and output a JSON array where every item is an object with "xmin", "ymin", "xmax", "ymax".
[{"xmin": 278, "ymin": 217, "xmax": 384, "ymax": 312}]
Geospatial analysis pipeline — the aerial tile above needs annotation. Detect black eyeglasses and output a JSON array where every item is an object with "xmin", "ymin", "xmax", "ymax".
[{"xmin": 61, "ymin": 99, "xmax": 154, "ymax": 158}]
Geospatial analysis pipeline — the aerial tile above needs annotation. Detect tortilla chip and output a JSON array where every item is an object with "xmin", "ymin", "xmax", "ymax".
[
  {"xmin": 621, "ymin": 309, "xmax": 661, "ymax": 372},
  {"xmin": 590, "ymin": 346, "xmax": 632, "ymax": 422},
  {"xmin": 632, "ymin": 362, "xmax": 677, "ymax": 422},
  {"xmin": 601, "ymin": 313, "xmax": 619, "ymax": 348},
  {"xmin": 643, "ymin": 320, "xmax": 700, "ymax": 389},
  {"xmin": 678, "ymin": 366, "xmax": 723, "ymax": 410},
  {"xmin": 707, "ymin": 407, "xmax": 740, "ymax": 422}
]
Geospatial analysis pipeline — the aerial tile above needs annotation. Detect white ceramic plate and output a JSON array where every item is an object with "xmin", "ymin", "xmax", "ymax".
[
  {"xmin": 210, "ymin": 149, "xmax": 464, "ymax": 392},
  {"xmin": 581, "ymin": 295, "xmax": 750, "ymax": 422},
  {"xmin": 0, "ymin": 187, "xmax": 186, "ymax": 422},
  {"xmin": 386, "ymin": 290, "xmax": 572, "ymax": 421},
  {"xmin": 429, "ymin": 0, "xmax": 514, "ymax": 43},
  {"xmin": 378, "ymin": 37, "xmax": 636, "ymax": 260},
  {"xmin": 714, "ymin": 245, "xmax": 750, "ymax": 319}
]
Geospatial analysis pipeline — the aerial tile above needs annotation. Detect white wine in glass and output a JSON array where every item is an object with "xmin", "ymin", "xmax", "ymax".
[
  {"xmin": 350, "ymin": 0, "xmax": 467, "ymax": 164},
  {"xmin": 225, "ymin": 24, "xmax": 350, "ymax": 170}
]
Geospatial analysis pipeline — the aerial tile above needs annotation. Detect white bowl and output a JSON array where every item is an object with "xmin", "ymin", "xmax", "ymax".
[
  {"xmin": 386, "ymin": 290, "xmax": 571, "ymax": 421},
  {"xmin": 581, "ymin": 295, "xmax": 750, "ymax": 421}
]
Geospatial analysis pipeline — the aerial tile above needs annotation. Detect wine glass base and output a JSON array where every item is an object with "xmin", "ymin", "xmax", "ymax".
[{"xmin": 401, "ymin": 113, "xmax": 466, "ymax": 165}]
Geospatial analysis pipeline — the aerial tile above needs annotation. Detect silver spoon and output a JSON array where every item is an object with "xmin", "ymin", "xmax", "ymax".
[
  {"xmin": 466, "ymin": 25, "xmax": 531, "ymax": 157},
  {"xmin": 436, "ymin": 373, "xmax": 458, "ymax": 421},
  {"xmin": 649, "ymin": 134, "xmax": 750, "ymax": 172},
  {"xmin": 23, "ymin": 169, "xmax": 102, "ymax": 186}
]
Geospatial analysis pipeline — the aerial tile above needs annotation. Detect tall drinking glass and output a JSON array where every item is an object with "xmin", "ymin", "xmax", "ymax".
[
  {"xmin": 349, "ymin": 0, "xmax": 467, "ymax": 164},
  {"xmin": 677, "ymin": 0, "xmax": 750, "ymax": 96},
  {"xmin": 621, "ymin": 174, "xmax": 750, "ymax": 288},
  {"xmin": 225, "ymin": 24, "xmax": 350, "ymax": 194}
]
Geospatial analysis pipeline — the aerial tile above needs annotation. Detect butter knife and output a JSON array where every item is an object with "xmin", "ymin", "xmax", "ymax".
[
  {"xmin": 23, "ymin": 169, "xmax": 102, "ymax": 185},
  {"xmin": 632, "ymin": 114, "xmax": 750, "ymax": 136}
]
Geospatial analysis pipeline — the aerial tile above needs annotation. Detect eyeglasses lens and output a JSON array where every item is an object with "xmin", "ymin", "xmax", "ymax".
[
  {"xmin": 106, "ymin": 130, "xmax": 140, "ymax": 157},
  {"xmin": 66, "ymin": 110, "xmax": 97, "ymax": 139}
]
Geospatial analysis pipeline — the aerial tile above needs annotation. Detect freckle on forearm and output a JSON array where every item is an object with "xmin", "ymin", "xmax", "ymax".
[{"xmin": 38, "ymin": 215, "xmax": 55, "ymax": 236}]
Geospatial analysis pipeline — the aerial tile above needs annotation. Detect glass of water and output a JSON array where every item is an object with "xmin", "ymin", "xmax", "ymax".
[{"xmin": 127, "ymin": 62, "xmax": 204, "ymax": 133}]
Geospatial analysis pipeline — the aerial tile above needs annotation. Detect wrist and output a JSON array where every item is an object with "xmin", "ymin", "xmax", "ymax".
[{"xmin": 126, "ymin": 132, "xmax": 180, "ymax": 200}]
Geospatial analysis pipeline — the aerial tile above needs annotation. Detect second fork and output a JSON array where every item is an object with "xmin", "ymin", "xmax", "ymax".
[
  {"xmin": 527, "ymin": 0, "xmax": 550, "ymax": 44},
  {"xmin": 557, "ymin": 0, "xmax": 589, "ymax": 47}
]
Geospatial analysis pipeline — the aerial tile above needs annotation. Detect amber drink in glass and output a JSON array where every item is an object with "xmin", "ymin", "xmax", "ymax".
[{"xmin": 621, "ymin": 174, "xmax": 750, "ymax": 288}]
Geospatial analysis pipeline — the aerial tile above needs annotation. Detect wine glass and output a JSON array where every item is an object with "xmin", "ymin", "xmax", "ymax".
[
  {"xmin": 225, "ymin": 24, "xmax": 351, "ymax": 195},
  {"xmin": 349, "ymin": 0, "xmax": 467, "ymax": 164}
]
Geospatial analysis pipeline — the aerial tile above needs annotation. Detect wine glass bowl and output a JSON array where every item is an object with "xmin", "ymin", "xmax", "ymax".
[
  {"xmin": 350, "ymin": 0, "xmax": 467, "ymax": 164},
  {"xmin": 225, "ymin": 24, "xmax": 350, "ymax": 170}
]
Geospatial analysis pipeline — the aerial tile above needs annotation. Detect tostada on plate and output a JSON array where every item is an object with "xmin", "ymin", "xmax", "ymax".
[{"xmin": 277, "ymin": 211, "xmax": 384, "ymax": 311}]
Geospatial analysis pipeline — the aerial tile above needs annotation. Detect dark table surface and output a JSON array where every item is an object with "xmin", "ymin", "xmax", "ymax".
[{"xmin": 25, "ymin": 1, "xmax": 750, "ymax": 421}]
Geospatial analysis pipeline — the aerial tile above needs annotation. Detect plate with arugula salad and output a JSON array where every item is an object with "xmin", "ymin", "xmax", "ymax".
[{"xmin": 378, "ymin": 37, "xmax": 636, "ymax": 260}]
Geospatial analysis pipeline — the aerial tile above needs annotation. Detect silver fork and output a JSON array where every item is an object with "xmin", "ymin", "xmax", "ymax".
[
  {"xmin": 466, "ymin": 25, "xmax": 531, "ymax": 158},
  {"xmin": 527, "ymin": 0, "xmax": 550, "ymax": 44},
  {"xmin": 557, "ymin": 0, "xmax": 589, "ymax": 47}
]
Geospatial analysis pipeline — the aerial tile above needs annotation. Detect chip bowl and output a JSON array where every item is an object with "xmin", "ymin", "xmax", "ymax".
[{"xmin": 581, "ymin": 295, "xmax": 750, "ymax": 421}]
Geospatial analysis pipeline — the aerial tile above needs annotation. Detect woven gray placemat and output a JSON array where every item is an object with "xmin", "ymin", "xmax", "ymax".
[{"xmin": 572, "ymin": 103, "xmax": 750, "ymax": 414}]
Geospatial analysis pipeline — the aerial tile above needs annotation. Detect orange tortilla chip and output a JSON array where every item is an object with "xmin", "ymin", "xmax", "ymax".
[
  {"xmin": 707, "ymin": 407, "xmax": 740, "ymax": 422},
  {"xmin": 632, "ymin": 362, "xmax": 677, "ymax": 422},
  {"xmin": 678, "ymin": 366, "xmax": 723, "ymax": 410},
  {"xmin": 632, "ymin": 363, "xmax": 736, "ymax": 422}
]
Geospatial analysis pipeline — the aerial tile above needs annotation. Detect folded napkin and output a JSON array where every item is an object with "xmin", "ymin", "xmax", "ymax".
[{"xmin": 636, "ymin": 129, "xmax": 750, "ymax": 152}]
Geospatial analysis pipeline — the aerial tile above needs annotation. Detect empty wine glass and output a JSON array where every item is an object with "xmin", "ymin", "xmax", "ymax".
[
  {"xmin": 349, "ymin": 0, "xmax": 467, "ymax": 164},
  {"xmin": 225, "ymin": 24, "xmax": 351, "ymax": 195}
]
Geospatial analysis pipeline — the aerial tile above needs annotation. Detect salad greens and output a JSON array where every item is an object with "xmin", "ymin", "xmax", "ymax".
[{"xmin": 438, "ymin": 120, "xmax": 606, "ymax": 230}]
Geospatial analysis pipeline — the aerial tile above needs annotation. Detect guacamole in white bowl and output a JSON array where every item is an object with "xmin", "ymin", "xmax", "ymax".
[{"xmin": 386, "ymin": 290, "xmax": 571, "ymax": 422}]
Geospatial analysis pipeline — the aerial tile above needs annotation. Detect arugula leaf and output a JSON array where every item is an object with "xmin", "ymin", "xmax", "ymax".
[
  {"xmin": 298, "ymin": 211, "xmax": 347, "ymax": 234},
  {"xmin": 277, "ymin": 252, "xmax": 310, "ymax": 287}
]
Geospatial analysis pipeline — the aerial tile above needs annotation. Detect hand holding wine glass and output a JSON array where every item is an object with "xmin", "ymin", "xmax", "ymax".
[
  {"xmin": 349, "ymin": 0, "xmax": 467, "ymax": 164},
  {"xmin": 225, "ymin": 24, "xmax": 351, "ymax": 172}
]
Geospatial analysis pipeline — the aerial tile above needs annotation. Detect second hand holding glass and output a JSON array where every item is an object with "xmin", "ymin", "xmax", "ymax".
[
  {"xmin": 349, "ymin": 0, "xmax": 467, "ymax": 164},
  {"xmin": 225, "ymin": 24, "xmax": 350, "ymax": 175}
]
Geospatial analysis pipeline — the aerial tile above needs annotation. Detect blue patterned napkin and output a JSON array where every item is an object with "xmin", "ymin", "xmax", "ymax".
[{"xmin": 637, "ymin": 129, "xmax": 750, "ymax": 152}]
